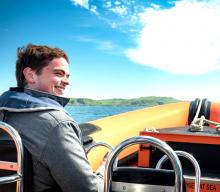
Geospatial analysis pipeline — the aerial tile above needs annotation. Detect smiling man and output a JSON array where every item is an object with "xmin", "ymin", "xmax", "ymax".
[
  {"xmin": 0, "ymin": 44, "xmax": 102, "ymax": 192},
  {"xmin": 16, "ymin": 45, "xmax": 70, "ymax": 96},
  {"xmin": 22, "ymin": 57, "xmax": 70, "ymax": 96}
]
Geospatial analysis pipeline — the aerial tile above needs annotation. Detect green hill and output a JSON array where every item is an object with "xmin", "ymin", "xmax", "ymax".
[{"xmin": 68, "ymin": 96, "xmax": 180, "ymax": 106}]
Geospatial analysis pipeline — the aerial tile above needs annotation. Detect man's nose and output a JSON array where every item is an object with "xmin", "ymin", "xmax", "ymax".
[{"xmin": 62, "ymin": 76, "xmax": 70, "ymax": 85}]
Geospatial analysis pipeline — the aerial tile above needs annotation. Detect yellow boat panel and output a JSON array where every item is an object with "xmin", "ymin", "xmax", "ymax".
[{"xmin": 87, "ymin": 101, "xmax": 190, "ymax": 170}]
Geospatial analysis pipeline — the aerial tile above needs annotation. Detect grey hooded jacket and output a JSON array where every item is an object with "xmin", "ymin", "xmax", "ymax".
[{"xmin": 0, "ymin": 87, "xmax": 101, "ymax": 192}]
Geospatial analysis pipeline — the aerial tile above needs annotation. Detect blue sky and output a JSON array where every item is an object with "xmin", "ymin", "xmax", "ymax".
[{"xmin": 1, "ymin": 0, "xmax": 220, "ymax": 101}]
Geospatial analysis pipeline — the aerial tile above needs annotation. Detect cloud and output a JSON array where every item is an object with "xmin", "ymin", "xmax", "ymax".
[
  {"xmin": 104, "ymin": 1, "xmax": 112, "ymax": 9},
  {"xmin": 72, "ymin": 35, "xmax": 119, "ymax": 52},
  {"xmin": 70, "ymin": 0, "xmax": 143, "ymax": 30},
  {"xmin": 97, "ymin": 41, "xmax": 116, "ymax": 51},
  {"xmin": 110, "ymin": 5, "xmax": 128, "ymax": 16},
  {"xmin": 90, "ymin": 5, "xmax": 98, "ymax": 15},
  {"xmin": 70, "ymin": 0, "xmax": 89, "ymax": 9},
  {"xmin": 126, "ymin": 0, "xmax": 220, "ymax": 75}
]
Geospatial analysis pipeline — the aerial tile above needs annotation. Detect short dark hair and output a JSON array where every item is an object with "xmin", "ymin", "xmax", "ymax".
[{"xmin": 16, "ymin": 43, "xmax": 69, "ymax": 87}]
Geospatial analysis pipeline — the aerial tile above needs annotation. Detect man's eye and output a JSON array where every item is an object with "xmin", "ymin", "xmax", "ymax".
[{"xmin": 55, "ymin": 72, "xmax": 63, "ymax": 76}]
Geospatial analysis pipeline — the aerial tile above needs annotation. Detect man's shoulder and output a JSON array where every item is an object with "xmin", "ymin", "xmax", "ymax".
[
  {"xmin": 38, "ymin": 110, "xmax": 82, "ymax": 141},
  {"xmin": 45, "ymin": 109, "xmax": 75, "ymax": 125}
]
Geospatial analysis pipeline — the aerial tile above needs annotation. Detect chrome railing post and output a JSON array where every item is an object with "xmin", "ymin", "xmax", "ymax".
[
  {"xmin": 0, "ymin": 121, "xmax": 24, "ymax": 192},
  {"xmin": 156, "ymin": 150, "xmax": 201, "ymax": 192},
  {"xmin": 104, "ymin": 136, "xmax": 183, "ymax": 192},
  {"xmin": 86, "ymin": 142, "xmax": 113, "ymax": 155}
]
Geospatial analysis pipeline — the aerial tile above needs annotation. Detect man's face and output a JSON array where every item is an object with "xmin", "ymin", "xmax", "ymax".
[{"xmin": 28, "ymin": 57, "xmax": 70, "ymax": 96}]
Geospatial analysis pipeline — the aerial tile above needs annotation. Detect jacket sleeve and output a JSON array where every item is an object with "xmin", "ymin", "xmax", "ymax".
[{"xmin": 41, "ymin": 120, "xmax": 103, "ymax": 192}]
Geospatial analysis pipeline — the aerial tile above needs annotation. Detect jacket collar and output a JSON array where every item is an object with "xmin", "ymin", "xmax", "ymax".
[
  {"xmin": 10, "ymin": 87, "xmax": 70, "ymax": 107},
  {"xmin": 0, "ymin": 87, "xmax": 70, "ymax": 112}
]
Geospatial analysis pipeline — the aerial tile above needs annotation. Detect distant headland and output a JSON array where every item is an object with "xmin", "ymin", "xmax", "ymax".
[{"xmin": 68, "ymin": 96, "xmax": 180, "ymax": 106}]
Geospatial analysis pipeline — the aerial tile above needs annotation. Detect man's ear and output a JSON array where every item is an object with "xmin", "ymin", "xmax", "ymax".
[{"xmin": 23, "ymin": 67, "xmax": 36, "ymax": 84}]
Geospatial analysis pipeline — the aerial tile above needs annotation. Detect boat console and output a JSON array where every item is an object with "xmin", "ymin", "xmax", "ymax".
[{"xmin": 140, "ymin": 126, "xmax": 220, "ymax": 192}]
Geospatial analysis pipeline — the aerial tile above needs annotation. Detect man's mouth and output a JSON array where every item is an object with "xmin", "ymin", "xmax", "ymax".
[{"xmin": 55, "ymin": 86, "xmax": 65, "ymax": 92}]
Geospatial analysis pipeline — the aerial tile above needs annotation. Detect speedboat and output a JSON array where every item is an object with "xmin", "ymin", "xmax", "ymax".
[{"xmin": 1, "ymin": 98, "xmax": 220, "ymax": 191}]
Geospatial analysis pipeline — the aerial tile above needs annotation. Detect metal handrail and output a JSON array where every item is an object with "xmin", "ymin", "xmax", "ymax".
[
  {"xmin": 156, "ymin": 150, "xmax": 201, "ymax": 192},
  {"xmin": 0, "ymin": 174, "xmax": 21, "ymax": 184},
  {"xmin": 0, "ymin": 121, "xmax": 24, "ymax": 192},
  {"xmin": 104, "ymin": 136, "xmax": 183, "ymax": 192},
  {"xmin": 86, "ymin": 142, "xmax": 114, "ymax": 155}
]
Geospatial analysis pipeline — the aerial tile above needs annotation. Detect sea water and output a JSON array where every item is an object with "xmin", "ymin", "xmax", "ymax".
[{"xmin": 65, "ymin": 105, "xmax": 146, "ymax": 124}]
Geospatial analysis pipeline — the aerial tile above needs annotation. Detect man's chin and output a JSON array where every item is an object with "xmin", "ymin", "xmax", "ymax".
[{"xmin": 54, "ymin": 90, "xmax": 64, "ymax": 96}]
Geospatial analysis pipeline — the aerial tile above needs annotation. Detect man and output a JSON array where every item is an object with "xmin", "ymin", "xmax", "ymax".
[{"xmin": 0, "ymin": 44, "xmax": 103, "ymax": 191}]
